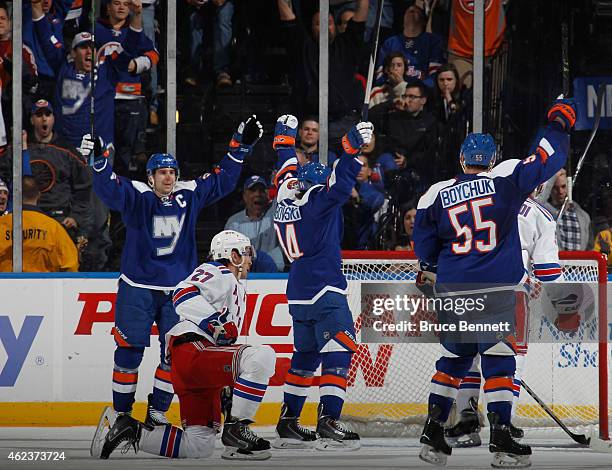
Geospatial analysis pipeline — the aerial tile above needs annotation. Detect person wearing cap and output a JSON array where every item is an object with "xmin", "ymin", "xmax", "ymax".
[
  {"xmin": 225, "ymin": 175, "xmax": 285, "ymax": 272},
  {"xmin": 31, "ymin": 0, "xmax": 141, "ymax": 149},
  {"xmin": 96, "ymin": 0, "xmax": 160, "ymax": 175},
  {"xmin": 27, "ymin": 98, "xmax": 92, "ymax": 251},
  {"xmin": 0, "ymin": 176, "xmax": 78, "ymax": 272}
]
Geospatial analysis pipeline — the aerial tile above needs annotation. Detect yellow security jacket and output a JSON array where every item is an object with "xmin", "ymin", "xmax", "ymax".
[{"xmin": 0, "ymin": 206, "xmax": 78, "ymax": 272}]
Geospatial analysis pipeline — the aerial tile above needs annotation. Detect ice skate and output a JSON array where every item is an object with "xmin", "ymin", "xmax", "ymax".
[
  {"xmin": 99, "ymin": 413, "xmax": 152, "ymax": 459},
  {"xmin": 419, "ymin": 405, "xmax": 452, "ymax": 466},
  {"xmin": 445, "ymin": 407, "xmax": 482, "ymax": 448},
  {"xmin": 489, "ymin": 412, "xmax": 532, "ymax": 468},
  {"xmin": 315, "ymin": 404, "xmax": 360, "ymax": 451},
  {"xmin": 273, "ymin": 402, "xmax": 318, "ymax": 449},
  {"xmin": 144, "ymin": 393, "xmax": 170, "ymax": 426},
  {"xmin": 221, "ymin": 418, "xmax": 271, "ymax": 460}
]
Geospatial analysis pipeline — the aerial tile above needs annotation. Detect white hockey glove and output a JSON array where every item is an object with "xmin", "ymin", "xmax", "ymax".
[{"xmin": 341, "ymin": 121, "xmax": 374, "ymax": 155}]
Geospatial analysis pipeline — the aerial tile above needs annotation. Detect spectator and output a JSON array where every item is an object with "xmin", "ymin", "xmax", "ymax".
[
  {"xmin": 22, "ymin": 0, "xmax": 69, "ymax": 101},
  {"xmin": 141, "ymin": 0, "xmax": 160, "ymax": 127},
  {"xmin": 0, "ymin": 176, "xmax": 7, "ymax": 214},
  {"xmin": 431, "ymin": 63, "xmax": 470, "ymax": 179},
  {"xmin": 336, "ymin": 4, "xmax": 355, "ymax": 34},
  {"xmin": 97, "ymin": 0, "xmax": 160, "ymax": 175},
  {"xmin": 0, "ymin": 1, "xmax": 38, "ymax": 129},
  {"xmin": 369, "ymin": 52, "xmax": 408, "ymax": 109},
  {"xmin": 375, "ymin": 3, "xmax": 443, "ymax": 88},
  {"xmin": 27, "ymin": 99, "xmax": 92, "ymax": 251},
  {"xmin": 374, "ymin": 81, "xmax": 438, "ymax": 187},
  {"xmin": 186, "ymin": 0, "xmax": 235, "ymax": 88},
  {"xmin": 0, "ymin": 131, "xmax": 33, "ymax": 212},
  {"xmin": 447, "ymin": 0, "xmax": 507, "ymax": 89},
  {"xmin": 277, "ymin": 0, "xmax": 369, "ymax": 152},
  {"xmin": 0, "ymin": 176, "xmax": 79, "ymax": 272},
  {"xmin": 32, "ymin": 6, "xmax": 138, "ymax": 149},
  {"xmin": 394, "ymin": 201, "xmax": 417, "ymax": 251},
  {"xmin": 343, "ymin": 155, "xmax": 384, "ymax": 249},
  {"xmin": 543, "ymin": 169, "xmax": 594, "ymax": 251},
  {"xmin": 594, "ymin": 226, "xmax": 611, "ymax": 268},
  {"xmin": 297, "ymin": 116, "xmax": 338, "ymax": 165},
  {"xmin": 224, "ymin": 175, "xmax": 285, "ymax": 272}
]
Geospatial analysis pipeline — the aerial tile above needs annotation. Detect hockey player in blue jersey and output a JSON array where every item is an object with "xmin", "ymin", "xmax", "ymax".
[
  {"xmin": 413, "ymin": 98, "xmax": 576, "ymax": 468},
  {"xmin": 272, "ymin": 120, "xmax": 374, "ymax": 450},
  {"xmin": 80, "ymin": 115, "xmax": 263, "ymax": 429}
]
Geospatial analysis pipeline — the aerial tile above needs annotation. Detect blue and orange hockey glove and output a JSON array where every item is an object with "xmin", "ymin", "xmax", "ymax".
[
  {"xmin": 341, "ymin": 121, "xmax": 374, "ymax": 155},
  {"xmin": 228, "ymin": 115, "xmax": 263, "ymax": 161},
  {"xmin": 547, "ymin": 97, "xmax": 576, "ymax": 133},
  {"xmin": 273, "ymin": 114, "xmax": 298, "ymax": 150}
]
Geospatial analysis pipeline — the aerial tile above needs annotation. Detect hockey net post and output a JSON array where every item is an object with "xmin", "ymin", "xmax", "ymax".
[{"xmin": 340, "ymin": 250, "xmax": 609, "ymax": 440}]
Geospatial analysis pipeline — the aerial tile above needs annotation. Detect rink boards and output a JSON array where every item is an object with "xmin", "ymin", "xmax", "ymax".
[{"xmin": 0, "ymin": 274, "xmax": 610, "ymax": 427}]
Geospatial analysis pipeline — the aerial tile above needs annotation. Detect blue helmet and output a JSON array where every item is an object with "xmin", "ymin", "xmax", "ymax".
[
  {"xmin": 296, "ymin": 162, "xmax": 331, "ymax": 191},
  {"xmin": 146, "ymin": 153, "xmax": 180, "ymax": 178},
  {"xmin": 460, "ymin": 133, "xmax": 496, "ymax": 167}
]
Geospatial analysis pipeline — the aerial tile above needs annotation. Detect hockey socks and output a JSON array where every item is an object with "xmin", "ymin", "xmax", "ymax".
[
  {"xmin": 151, "ymin": 364, "xmax": 174, "ymax": 412},
  {"xmin": 282, "ymin": 351, "xmax": 321, "ymax": 417},
  {"xmin": 112, "ymin": 347, "xmax": 144, "ymax": 413},
  {"xmin": 319, "ymin": 352, "xmax": 351, "ymax": 419}
]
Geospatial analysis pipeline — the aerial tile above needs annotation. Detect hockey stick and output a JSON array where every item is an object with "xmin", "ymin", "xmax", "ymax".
[
  {"xmin": 89, "ymin": 0, "xmax": 97, "ymax": 165},
  {"xmin": 557, "ymin": 84, "xmax": 604, "ymax": 220},
  {"xmin": 520, "ymin": 379, "xmax": 590, "ymax": 445},
  {"xmin": 361, "ymin": 0, "xmax": 384, "ymax": 122}
]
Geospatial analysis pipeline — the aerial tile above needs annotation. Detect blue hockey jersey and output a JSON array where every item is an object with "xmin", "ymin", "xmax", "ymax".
[
  {"xmin": 33, "ymin": 15, "xmax": 135, "ymax": 147},
  {"xmin": 92, "ymin": 155, "xmax": 242, "ymax": 289},
  {"xmin": 274, "ymin": 154, "xmax": 363, "ymax": 302},
  {"xmin": 413, "ymin": 123, "xmax": 569, "ymax": 288},
  {"xmin": 95, "ymin": 20, "xmax": 159, "ymax": 99},
  {"xmin": 375, "ymin": 32, "xmax": 443, "ymax": 87}
]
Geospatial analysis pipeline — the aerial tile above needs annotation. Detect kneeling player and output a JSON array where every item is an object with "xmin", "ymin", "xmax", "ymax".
[{"xmin": 91, "ymin": 230, "xmax": 276, "ymax": 460}]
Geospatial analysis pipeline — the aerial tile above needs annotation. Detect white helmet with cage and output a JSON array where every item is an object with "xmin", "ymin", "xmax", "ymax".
[{"xmin": 210, "ymin": 230, "xmax": 254, "ymax": 262}]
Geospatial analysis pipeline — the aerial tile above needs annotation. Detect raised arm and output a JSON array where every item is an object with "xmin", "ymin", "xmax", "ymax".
[{"xmin": 277, "ymin": 0, "xmax": 296, "ymax": 21}]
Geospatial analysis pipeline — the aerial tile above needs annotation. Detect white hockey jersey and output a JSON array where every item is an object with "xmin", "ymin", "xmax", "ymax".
[
  {"xmin": 166, "ymin": 261, "xmax": 246, "ymax": 356},
  {"xmin": 518, "ymin": 197, "xmax": 561, "ymax": 282}
]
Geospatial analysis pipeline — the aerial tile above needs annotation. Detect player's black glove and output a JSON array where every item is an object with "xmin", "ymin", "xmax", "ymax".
[
  {"xmin": 547, "ymin": 97, "xmax": 576, "ymax": 133},
  {"xmin": 228, "ymin": 115, "xmax": 263, "ymax": 161}
]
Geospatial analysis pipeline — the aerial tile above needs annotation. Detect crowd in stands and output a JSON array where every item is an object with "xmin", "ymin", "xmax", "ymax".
[{"xmin": 0, "ymin": 0, "xmax": 609, "ymax": 272}]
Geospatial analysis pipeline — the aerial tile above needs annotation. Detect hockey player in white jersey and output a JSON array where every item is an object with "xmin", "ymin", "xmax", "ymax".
[{"xmin": 91, "ymin": 230, "xmax": 276, "ymax": 461}]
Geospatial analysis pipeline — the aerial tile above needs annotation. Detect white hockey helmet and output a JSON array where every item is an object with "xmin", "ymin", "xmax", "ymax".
[{"xmin": 210, "ymin": 230, "xmax": 254, "ymax": 261}]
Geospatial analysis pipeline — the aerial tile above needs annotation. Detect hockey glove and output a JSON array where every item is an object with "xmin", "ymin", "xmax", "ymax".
[
  {"xmin": 206, "ymin": 311, "xmax": 239, "ymax": 346},
  {"xmin": 79, "ymin": 134, "xmax": 108, "ymax": 170},
  {"xmin": 547, "ymin": 97, "xmax": 576, "ymax": 133},
  {"xmin": 341, "ymin": 121, "xmax": 374, "ymax": 155},
  {"xmin": 416, "ymin": 260, "xmax": 437, "ymax": 286},
  {"xmin": 228, "ymin": 115, "xmax": 263, "ymax": 161},
  {"xmin": 273, "ymin": 114, "xmax": 298, "ymax": 150}
]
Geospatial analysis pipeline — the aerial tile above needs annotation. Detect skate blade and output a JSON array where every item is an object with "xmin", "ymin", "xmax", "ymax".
[
  {"xmin": 315, "ymin": 438, "xmax": 360, "ymax": 451},
  {"xmin": 447, "ymin": 433, "xmax": 482, "ymax": 448},
  {"xmin": 221, "ymin": 447, "xmax": 271, "ymax": 460},
  {"xmin": 491, "ymin": 452, "xmax": 531, "ymax": 468},
  {"xmin": 272, "ymin": 437, "xmax": 317, "ymax": 449},
  {"xmin": 90, "ymin": 406, "xmax": 115, "ymax": 458},
  {"xmin": 419, "ymin": 444, "xmax": 448, "ymax": 466}
]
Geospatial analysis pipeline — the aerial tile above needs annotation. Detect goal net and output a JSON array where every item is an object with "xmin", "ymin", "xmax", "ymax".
[{"xmin": 341, "ymin": 250, "xmax": 610, "ymax": 439}]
